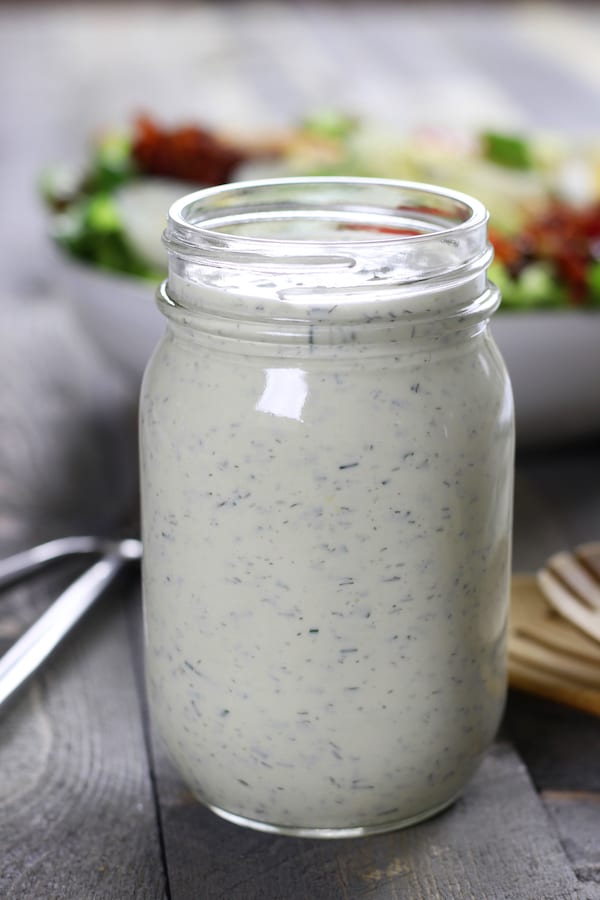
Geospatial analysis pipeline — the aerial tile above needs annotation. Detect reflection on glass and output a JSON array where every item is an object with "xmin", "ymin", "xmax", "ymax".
[{"xmin": 256, "ymin": 368, "xmax": 308, "ymax": 421}]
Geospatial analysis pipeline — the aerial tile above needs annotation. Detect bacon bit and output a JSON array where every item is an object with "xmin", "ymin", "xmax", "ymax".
[
  {"xmin": 528, "ymin": 203, "xmax": 600, "ymax": 303},
  {"xmin": 488, "ymin": 227, "xmax": 529, "ymax": 270},
  {"xmin": 490, "ymin": 201, "xmax": 600, "ymax": 305},
  {"xmin": 131, "ymin": 115, "xmax": 251, "ymax": 185}
]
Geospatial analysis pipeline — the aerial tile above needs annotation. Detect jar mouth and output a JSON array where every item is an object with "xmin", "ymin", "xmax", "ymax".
[
  {"xmin": 166, "ymin": 177, "xmax": 488, "ymax": 268},
  {"xmin": 162, "ymin": 177, "xmax": 494, "ymax": 332}
]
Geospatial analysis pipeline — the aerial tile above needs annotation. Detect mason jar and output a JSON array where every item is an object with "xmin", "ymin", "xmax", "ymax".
[{"xmin": 140, "ymin": 177, "xmax": 514, "ymax": 838}]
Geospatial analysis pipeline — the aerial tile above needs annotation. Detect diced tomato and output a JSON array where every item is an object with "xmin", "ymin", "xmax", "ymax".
[{"xmin": 489, "ymin": 202, "xmax": 600, "ymax": 306}]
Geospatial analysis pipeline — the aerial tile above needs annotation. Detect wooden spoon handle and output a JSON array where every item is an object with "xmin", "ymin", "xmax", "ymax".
[
  {"xmin": 511, "ymin": 574, "xmax": 600, "ymax": 663},
  {"xmin": 509, "ymin": 633, "xmax": 600, "ymax": 689},
  {"xmin": 537, "ymin": 569, "xmax": 600, "ymax": 645},
  {"xmin": 509, "ymin": 656, "xmax": 600, "ymax": 718}
]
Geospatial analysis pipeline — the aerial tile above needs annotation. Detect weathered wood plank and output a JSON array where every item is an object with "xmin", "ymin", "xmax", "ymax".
[
  {"xmin": 508, "ymin": 455, "xmax": 600, "ymax": 893},
  {"xmin": 505, "ymin": 692, "xmax": 600, "ymax": 889},
  {"xmin": 0, "ymin": 580, "xmax": 166, "ymax": 900},
  {"xmin": 0, "ymin": 297, "xmax": 139, "ymax": 552},
  {"xmin": 506, "ymin": 692, "xmax": 600, "ymax": 793},
  {"xmin": 543, "ymin": 791, "xmax": 600, "ymax": 887},
  {"xmin": 151, "ymin": 735, "xmax": 582, "ymax": 900}
]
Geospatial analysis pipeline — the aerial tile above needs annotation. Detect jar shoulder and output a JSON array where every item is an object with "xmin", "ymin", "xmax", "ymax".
[{"xmin": 140, "ymin": 330, "xmax": 513, "ymax": 453}]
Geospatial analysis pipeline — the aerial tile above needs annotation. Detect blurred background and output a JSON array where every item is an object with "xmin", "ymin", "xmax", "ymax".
[
  {"xmin": 1, "ymin": 0, "xmax": 600, "ymax": 543},
  {"xmin": 4, "ymin": 1, "xmax": 600, "ymax": 287}
]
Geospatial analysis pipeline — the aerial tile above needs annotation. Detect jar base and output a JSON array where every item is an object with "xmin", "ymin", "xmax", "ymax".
[{"xmin": 205, "ymin": 791, "xmax": 462, "ymax": 839}]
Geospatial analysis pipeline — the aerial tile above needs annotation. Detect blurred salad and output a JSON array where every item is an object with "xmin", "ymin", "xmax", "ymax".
[{"xmin": 41, "ymin": 113, "xmax": 600, "ymax": 309}]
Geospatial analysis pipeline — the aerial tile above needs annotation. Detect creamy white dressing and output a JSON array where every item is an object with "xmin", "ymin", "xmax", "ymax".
[
  {"xmin": 140, "ymin": 179, "xmax": 514, "ymax": 836},
  {"xmin": 140, "ymin": 290, "xmax": 513, "ymax": 835}
]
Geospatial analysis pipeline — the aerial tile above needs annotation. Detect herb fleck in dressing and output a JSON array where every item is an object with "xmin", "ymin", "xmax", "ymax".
[{"xmin": 140, "ymin": 179, "xmax": 515, "ymax": 837}]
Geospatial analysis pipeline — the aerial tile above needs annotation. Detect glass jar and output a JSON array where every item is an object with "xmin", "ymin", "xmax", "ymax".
[{"xmin": 140, "ymin": 177, "xmax": 514, "ymax": 838}]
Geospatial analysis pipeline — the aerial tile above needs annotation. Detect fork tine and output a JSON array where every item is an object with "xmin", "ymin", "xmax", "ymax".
[
  {"xmin": 537, "ymin": 569, "xmax": 600, "ymax": 645},
  {"xmin": 547, "ymin": 551, "xmax": 600, "ymax": 612}
]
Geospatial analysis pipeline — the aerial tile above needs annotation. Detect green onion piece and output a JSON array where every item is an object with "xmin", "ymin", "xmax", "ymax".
[
  {"xmin": 481, "ymin": 131, "xmax": 533, "ymax": 170},
  {"xmin": 87, "ymin": 132, "xmax": 137, "ymax": 192}
]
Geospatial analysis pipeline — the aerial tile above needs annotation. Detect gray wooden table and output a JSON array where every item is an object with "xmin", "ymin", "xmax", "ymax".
[{"xmin": 1, "ymin": 3, "xmax": 599, "ymax": 898}]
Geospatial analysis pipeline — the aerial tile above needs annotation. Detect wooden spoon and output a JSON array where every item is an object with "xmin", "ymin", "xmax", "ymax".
[{"xmin": 537, "ymin": 543, "xmax": 600, "ymax": 644}]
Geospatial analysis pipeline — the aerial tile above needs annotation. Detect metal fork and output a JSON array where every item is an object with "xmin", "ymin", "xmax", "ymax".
[{"xmin": 0, "ymin": 537, "xmax": 142, "ymax": 712}]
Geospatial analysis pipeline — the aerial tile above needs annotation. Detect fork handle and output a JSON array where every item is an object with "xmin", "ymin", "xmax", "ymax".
[{"xmin": 0, "ymin": 550, "xmax": 126, "ymax": 711}]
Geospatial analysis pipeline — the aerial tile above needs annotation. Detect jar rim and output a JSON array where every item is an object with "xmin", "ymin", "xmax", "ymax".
[
  {"xmin": 162, "ymin": 177, "xmax": 495, "ymax": 333},
  {"xmin": 166, "ymin": 176, "xmax": 488, "ymax": 253}
]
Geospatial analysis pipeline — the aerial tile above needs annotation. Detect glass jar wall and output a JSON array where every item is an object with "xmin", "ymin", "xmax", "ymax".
[{"xmin": 140, "ymin": 178, "xmax": 514, "ymax": 837}]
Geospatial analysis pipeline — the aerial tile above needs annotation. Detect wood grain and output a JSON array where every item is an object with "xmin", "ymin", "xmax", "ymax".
[
  {"xmin": 150, "ymin": 736, "xmax": 583, "ymax": 900},
  {"xmin": 508, "ymin": 457, "xmax": 600, "ymax": 892},
  {"xmin": 0, "ymin": 578, "xmax": 166, "ymax": 900},
  {"xmin": 0, "ymin": 298, "xmax": 139, "ymax": 553},
  {"xmin": 543, "ymin": 791, "xmax": 600, "ymax": 887},
  {"xmin": 506, "ymin": 691, "xmax": 600, "ymax": 796}
]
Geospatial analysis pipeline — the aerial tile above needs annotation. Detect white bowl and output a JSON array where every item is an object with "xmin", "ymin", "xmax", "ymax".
[
  {"xmin": 55, "ymin": 253, "xmax": 164, "ymax": 383},
  {"xmin": 56, "ymin": 253, "xmax": 600, "ymax": 448},
  {"xmin": 492, "ymin": 309, "xmax": 600, "ymax": 447}
]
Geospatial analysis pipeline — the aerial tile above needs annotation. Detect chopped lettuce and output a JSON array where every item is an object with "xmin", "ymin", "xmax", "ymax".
[
  {"xmin": 491, "ymin": 260, "xmax": 566, "ymax": 310},
  {"xmin": 52, "ymin": 190, "xmax": 162, "ymax": 278},
  {"xmin": 41, "ymin": 117, "xmax": 600, "ymax": 310},
  {"xmin": 85, "ymin": 132, "xmax": 137, "ymax": 193},
  {"xmin": 301, "ymin": 110, "xmax": 357, "ymax": 142},
  {"xmin": 587, "ymin": 261, "xmax": 600, "ymax": 305}
]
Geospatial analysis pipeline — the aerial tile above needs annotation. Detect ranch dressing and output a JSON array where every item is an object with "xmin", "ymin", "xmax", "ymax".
[{"xmin": 140, "ymin": 178, "xmax": 514, "ymax": 837}]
